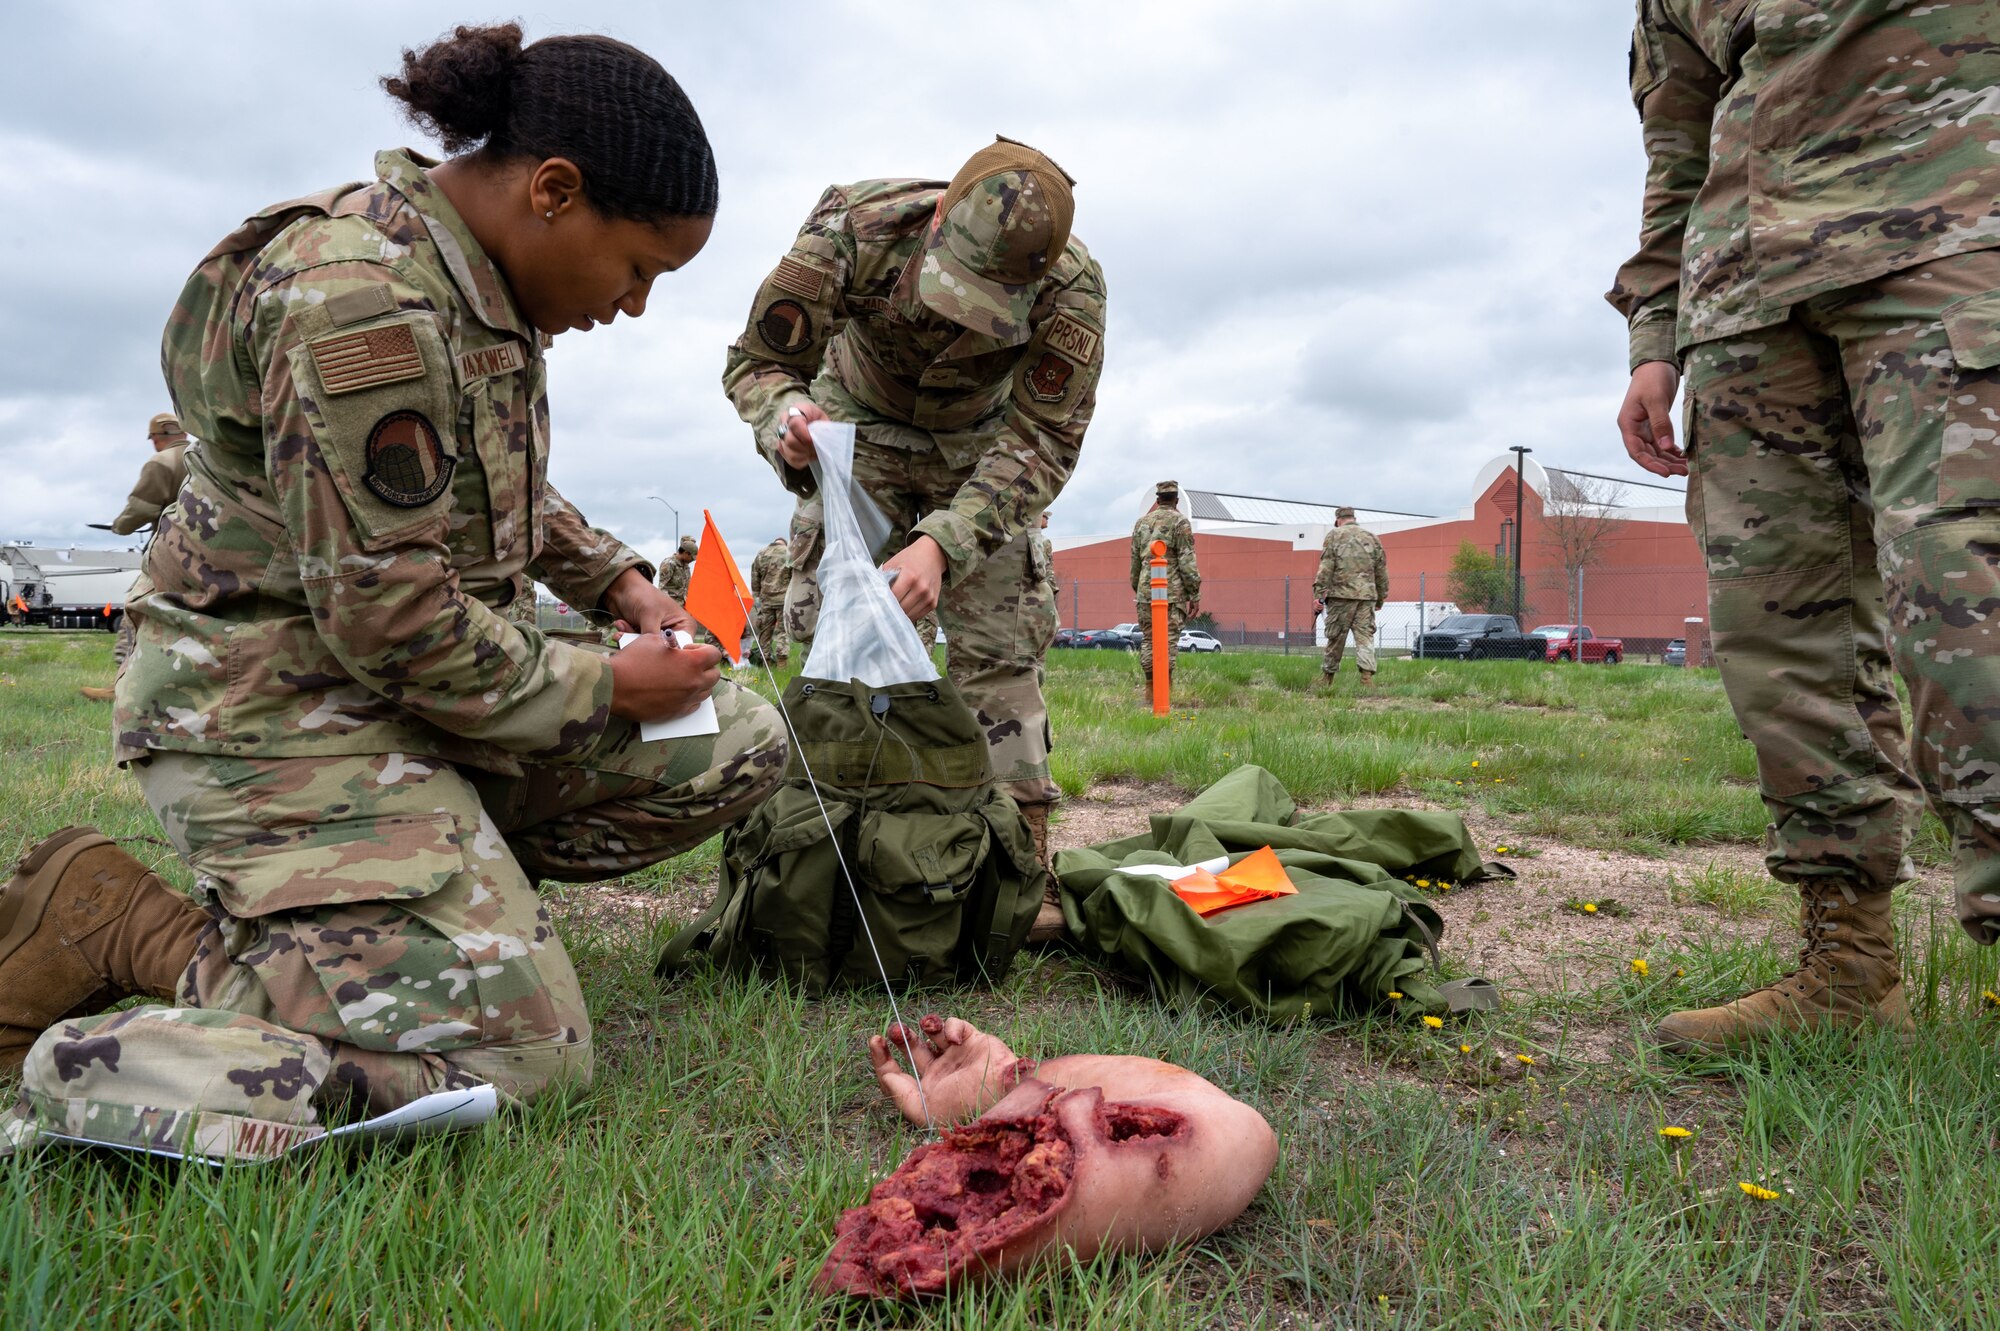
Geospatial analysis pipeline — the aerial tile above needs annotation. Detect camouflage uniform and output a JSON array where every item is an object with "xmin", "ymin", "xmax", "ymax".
[
  {"xmin": 505, "ymin": 580, "xmax": 540, "ymax": 627},
  {"xmin": 60, "ymin": 149, "xmax": 789, "ymax": 1145},
  {"xmin": 747, "ymin": 537, "xmax": 791, "ymax": 664},
  {"xmin": 1609, "ymin": 1, "xmax": 2000, "ymax": 938},
  {"xmin": 656, "ymin": 537, "xmax": 696, "ymax": 601},
  {"xmin": 108, "ymin": 432, "xmax": 188, "ymax": 668},
  {"xmin": 1129, "ymin": 491, "xmax": 1199, "ymax": 692},
  {"xmin": 1315, "ymin": 520, "xmax": 1387, "ymax": 677},
  {"xmin": 723, "ymin": 161, "xmax": 1104, "ymax": 807}
]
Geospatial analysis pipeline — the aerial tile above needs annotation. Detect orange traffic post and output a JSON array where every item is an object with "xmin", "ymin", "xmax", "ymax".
[{"xmin": 1149, "ymin": 539, "xmax": 1170, "ymax": 716}]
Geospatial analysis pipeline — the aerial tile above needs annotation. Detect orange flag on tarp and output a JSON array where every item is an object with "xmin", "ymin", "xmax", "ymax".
[
  {"xmin": 684, "ymin": 509, "xmax": 754, "ymax": 663},
  {"xmin": 1172, "ymin": 845, "xmax": 1299, "ymax": 918}
]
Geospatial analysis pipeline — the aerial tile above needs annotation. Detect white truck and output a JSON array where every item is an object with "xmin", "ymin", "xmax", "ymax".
[
  {"xmin": 1, "ymin": 543, "xmax": 143, "ymax": 631},
  {"xmin": 1317, "ymin": 600, "xmax": 1461, "ymax": 655}
]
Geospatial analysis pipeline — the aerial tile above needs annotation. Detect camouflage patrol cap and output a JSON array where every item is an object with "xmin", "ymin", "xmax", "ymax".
[
  {"xmin": 1156, "ymin": 480, "xmax": 1180, "ymax": 497},
  {"xmin": 1335, "ymin": 506, "xmax": 1357, "ymax": 520},
  {"xmin": 678, "ymin": 535, "xmax": 699, "ymax": 556},
  {"xmin": 919, "ymin": 136, "xmax": 1076, "ymax": 340},
  {"xmin": 147, "ymin": 412, "xmax": 184, "ymax": 438}
]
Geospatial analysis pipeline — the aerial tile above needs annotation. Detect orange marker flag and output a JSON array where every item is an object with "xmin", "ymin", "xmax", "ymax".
[
  {"xmin": 1172, "ymin": 845, "xmax": 1299, "ymax": 918},
  {"xmin": 683, "ymin": 509, "xmax": 754, "ymax": 663}
]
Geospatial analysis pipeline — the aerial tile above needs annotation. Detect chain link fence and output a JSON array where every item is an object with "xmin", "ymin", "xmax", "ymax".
[{"xmin": 1054, "ymin": 565, "xmax": 1711, "ymax": 661}]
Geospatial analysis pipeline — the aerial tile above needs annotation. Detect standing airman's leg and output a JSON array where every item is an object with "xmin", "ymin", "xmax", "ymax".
[
  {"xmin": 1353, "ymin": 602, "xmax": 1378, "ymax": 682},
  {"xmin": 783, "ymin": 496, "xmax": 823, "ymax": 662},
  {"xmin": 1321, "ymin": 602, "xmax": 1360, "ymax": 680}
]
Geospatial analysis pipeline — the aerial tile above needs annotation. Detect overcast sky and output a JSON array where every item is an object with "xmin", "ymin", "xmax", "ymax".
[{"xmin": 1, "ymin": 0, "xmax": 1661, "ymax": 568}]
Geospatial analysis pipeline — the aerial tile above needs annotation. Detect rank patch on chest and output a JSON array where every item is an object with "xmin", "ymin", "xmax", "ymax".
[
  {"xmin": 1026, "ymin": 351, "xmax": 1076, "ymax": 403},
  {"xmin": 309, "ymin": 325, "xmax": 426, "ymax": 396},
  {"xmin": 772, "ymin": 256, "xmax": 827, "ymax": 302},
  {"xmin": 759, "ymin": 299, "xmax": 815, "ymax": 355},
  {"xmin": 363, "ymin": 410, "xmax": 455, "ymax": 508},
  {"xmin": 456, "ymin": 340, "xmax": 527, "ymax": 383},
  {"xmin": 1044, "ymin": 312, "xmax": 1099, "ymax": 366}
]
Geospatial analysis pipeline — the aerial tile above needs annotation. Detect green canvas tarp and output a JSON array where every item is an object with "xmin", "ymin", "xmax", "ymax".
[{"xmin": 1054, "ymin": 765, "xmax": 1508, "ymax": 1021}]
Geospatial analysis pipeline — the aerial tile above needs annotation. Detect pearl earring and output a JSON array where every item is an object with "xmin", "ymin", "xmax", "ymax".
[{"xmin": 544, "ymin": 210, "xmax": 554, "ymax": 220}]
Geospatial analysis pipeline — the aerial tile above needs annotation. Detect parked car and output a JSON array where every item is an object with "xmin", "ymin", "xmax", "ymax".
[
  {"xmin": 1177, "ymin": 629, "xmax": 1223, "ymax": 653},
  {"xmin": 1075, "ymin": 628, "xmax": 1139, "ymax": 650},
  {"xmin": 1529, "ymin": 624, "xmax": 1624, "ymax": 664},
  {"xmin": 1663, "ymin": 637, "xmax": 1687, "ymax": 667},
  {"xmin": 1414, "ymin": 614, "xmax": 1542, "ymax": 661},
  {"xmin": 1051, "ymin": 627, "xmax": 1087, "ymax": 648}
]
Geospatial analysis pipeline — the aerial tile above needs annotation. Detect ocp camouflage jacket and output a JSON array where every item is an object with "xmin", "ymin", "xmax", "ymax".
[
  {"xmin": 1608, "ymin": 0, "xmax": 2000, "ymax": 368},
  {"xmin": 1315, "ymin": 525, "xmax": 1387, "ymax": 604},
  {"xmin": 115, "ymin": 149, "xmax": 649, "ymax": 775},
  {"xmin": 722, "ymin": 180, "xmax": 1107, "ymax": 585}
]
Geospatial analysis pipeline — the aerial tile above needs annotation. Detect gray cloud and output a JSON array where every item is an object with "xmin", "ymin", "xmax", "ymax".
[{"xmin": 1, "ymin": 0, "xmax": 1668, "ymax": 560}]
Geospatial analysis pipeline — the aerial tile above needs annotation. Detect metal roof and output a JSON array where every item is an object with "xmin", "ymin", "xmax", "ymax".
[{"xmin": 1184, "ymin": 490, "xmax": 1436, "ymax": 524}]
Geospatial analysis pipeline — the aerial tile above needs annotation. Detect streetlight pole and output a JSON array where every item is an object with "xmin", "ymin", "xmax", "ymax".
[
  {"xmin": 648, "ymin": 495, "xmax": 680, "ymax": 548},
  {"xmin": 1508, "ymin": 446, "xmax": 1531, "ymax": 621}
]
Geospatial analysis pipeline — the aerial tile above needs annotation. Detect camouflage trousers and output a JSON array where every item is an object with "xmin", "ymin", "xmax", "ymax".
[
  {"xmin": 1684, "ymin": 249, "xmax": 2000, "ymax": 940},
  {"xmin": 113, "ymin": 614, "xmax": 137, "ymax": 669},
  {"xmin": 18, "ymin": 682, "xmax": 785, "ymax": 1151},
  {"xmin": 1321, "ymin": 600, "xmax": 1378, "ymax": 676},
  {"xmin": 749, "ymin": 602, "xmax": 789, "ymax": 664},
  {"xmin": 781, "ymin": 450, "xmax": 1060, "ymax": 807},
  {"xmin": 1135, "ymin": 602, "xmax": 1186, "ymax": 695},
  {"xmin": 914, "ymin": 614, "xmax": 939, "ymax": 653}
]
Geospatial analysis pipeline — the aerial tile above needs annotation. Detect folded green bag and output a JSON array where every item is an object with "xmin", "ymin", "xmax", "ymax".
[{"xmin": 1054, "ymin": 765, "xmax": 1509, "ymax": 1022}]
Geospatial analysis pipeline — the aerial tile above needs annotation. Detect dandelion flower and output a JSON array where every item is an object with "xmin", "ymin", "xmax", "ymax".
[
  {"xmin": 1658, "ymin": 1126, "xmax": 1691, "ymax": 1139},
  {"xmin": 1471, "ymin": 760, "xmax": 1480, "ymax": 768},
  {"xmin": 1739, "ymin": 1181, "xmax": 1780, "ymax": 1201},
  {"xmin": 1387, "ymin": 991, "xmax": 1404, "ymax": 1000},
  {"xmin": 1583, "ymin": 902, "xmax": 1599, "ymax": 914},
  {"xmin": 1415, "ymin": 879, "xmax": 1431, "ymax": 888},
  {"xmin": 1984, "ymin": 990, "xmax": 2000, "ymax": 1007},
  {"xmin": 1631, "ymin": 958, "xmax": 1650, "ymax": 977},
  {"xmin": 1423, "ymin": 1015, "xmax": 1444, "ymax": 1029},
  {"xmin": 1459, "ymin": 1043, "xmax": 1473, "ymax": 1054},
  {"xmin": 1516, "ymin": 1053, "xmax": 1535, "ymax": 1066},
  {"xmin": 1675, "ymin": 967, "xmax": 1686, "ymax": 978},
  {"xmin": 1496, "ymin": 846, "xmax": 1509, "ymax": 854}
]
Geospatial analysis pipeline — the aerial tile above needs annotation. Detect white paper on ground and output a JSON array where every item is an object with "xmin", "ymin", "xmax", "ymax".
[
  {"xmin": 617, "ymin": 631, "xmax": 722, "ymax": 741},
  {"xmin": 1114, "ymin": 855, "xmax": 1232, "ymax": 882}
]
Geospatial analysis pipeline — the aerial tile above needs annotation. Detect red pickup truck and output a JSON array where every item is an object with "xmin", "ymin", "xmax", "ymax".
[{"xmin": 1530, "ymin": 624, "xmax": 1623, "ymax": 664}]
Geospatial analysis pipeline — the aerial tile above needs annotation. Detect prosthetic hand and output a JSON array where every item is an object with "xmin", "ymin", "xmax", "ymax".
[{"xmin": 821, "ymin": 1015, "xmax": 1279, "ymax": 1300}]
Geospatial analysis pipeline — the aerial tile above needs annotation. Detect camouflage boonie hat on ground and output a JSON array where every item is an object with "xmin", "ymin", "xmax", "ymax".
[
  {"xmin": 148, "ymin": 412, "xmax": 184, "ymax": 438},
  {"xmin": 919, "ymin": 136, "xmax": 1076, "ymax": 340},
  {"xmin": 2, "ymin": 1007, "xmax": 332, "ymax": 1163}
]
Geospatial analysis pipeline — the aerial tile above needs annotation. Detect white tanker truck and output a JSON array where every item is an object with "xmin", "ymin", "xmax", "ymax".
[{"xmin": 1, "ymin": 542, "xmax": 143, "ymax": 631}]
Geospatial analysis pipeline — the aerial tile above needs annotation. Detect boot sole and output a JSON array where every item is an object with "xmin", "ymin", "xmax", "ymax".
[
  {"xmin": 1653, "ymin": 983, "xmax": 1914, "ymax": 1056},
  {"xmin": 0, "ymin": 827, "xmax": 112, "ymax": 962}
]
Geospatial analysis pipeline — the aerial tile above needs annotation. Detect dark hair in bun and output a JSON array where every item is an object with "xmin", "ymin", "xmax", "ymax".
[{"xmin": 383, "ymin": 23, "xmax": 718, "ymax": 222}]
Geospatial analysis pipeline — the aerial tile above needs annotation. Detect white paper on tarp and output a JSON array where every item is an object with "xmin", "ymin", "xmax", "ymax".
[
  {"xmin": 802, "ymin": 420, "xmax": 939, "ymax": 686},
  {"xmin": 617, "ymin": 631, "xmax": 722, "ymax": 741},
  {"xmin": 36, "ymin": 1085, "xmax": 499, "ymax": 1165},
  {"xmin": 1113, "ymin": 855, "xmax": 1231, "ymax": 882}
]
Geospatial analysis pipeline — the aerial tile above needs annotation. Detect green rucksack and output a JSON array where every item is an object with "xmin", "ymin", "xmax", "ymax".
[{"xmin": 656, "ymin": 675, "xmax": 1046, "ymax": 995}]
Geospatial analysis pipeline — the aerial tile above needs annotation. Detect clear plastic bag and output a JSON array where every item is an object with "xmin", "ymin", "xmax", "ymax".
[{"xmin": 802, "ymin": 421, "xmax": 939, "ymax": 686}]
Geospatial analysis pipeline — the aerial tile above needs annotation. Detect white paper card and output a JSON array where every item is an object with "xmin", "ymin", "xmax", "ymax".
[
  {"xmin": 1114, "ymin": 855, "xmax": 1232, "ymax": 882},
  {"xmin": 618, "ymin": 631, "xmax": 722, "ymax": 742}
]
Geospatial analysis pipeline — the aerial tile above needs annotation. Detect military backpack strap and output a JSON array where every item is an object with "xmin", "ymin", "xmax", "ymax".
[{"xmin": 654, "ymin": 890, "xmax": 732, "ymax": 980}]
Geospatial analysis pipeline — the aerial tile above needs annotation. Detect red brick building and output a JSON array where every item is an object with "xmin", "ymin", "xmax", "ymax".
[{"xmin": 1050, "ymin": 456, "xmax": 1708, "ymax": 649}]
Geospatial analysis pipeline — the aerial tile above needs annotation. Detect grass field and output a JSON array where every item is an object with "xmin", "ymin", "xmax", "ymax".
[{"xmin": 3, "ymin": 633, "xmax": 1997, "ymax": 1330}]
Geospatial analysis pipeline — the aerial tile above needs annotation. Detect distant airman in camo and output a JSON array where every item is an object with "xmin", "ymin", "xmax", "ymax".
[
  {"xmin": 1610, "ymin": 0, "xmax": 2000, "ymax": 1053},
  {"xmin": 1129, "ymin": 481, "xmax": 1200, "ymax": 696},
  {"xmin": 656, "ymin": 534, "xmax": 697, "ymax": 601},
  {"xmin": 79, "ymin": 413, "xmax": 193, "ymax": 701},
  {"xmin": 724, "ymin": 135, "xmax": 1105, "ymax": 945},
  {"xmin": 0, "ymin": 27, "xmax": 783, "ymax": 1163},
  {"xmin": 1315, "ymin": 506, "xmax": 1387, "ymax": 685},
  {"xmin": 748, "ymin": 536, "xmax": 790, "ymax": 666}
]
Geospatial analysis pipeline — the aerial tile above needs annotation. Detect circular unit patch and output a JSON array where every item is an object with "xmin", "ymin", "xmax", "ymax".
[
  {"xmin": 363, "ymin": 410, "xmax": 455, "ymax": 508},
  {"xmin": 759, "ymin": 299, "xmax": 815, "ymax": 355}
]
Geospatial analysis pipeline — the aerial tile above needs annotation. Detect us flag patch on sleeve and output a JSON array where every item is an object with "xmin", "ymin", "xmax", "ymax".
[
  {"xmin": 309, "ymin": 324, "xmax": 427, "ymax": 396},
  {"xmin": 771, "ymin": 256, "xmax": 827, "ymax": 301}
]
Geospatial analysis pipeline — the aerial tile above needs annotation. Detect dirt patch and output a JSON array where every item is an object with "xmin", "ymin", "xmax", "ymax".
[{"xmin": 1050, "ymin": 781, "xmax": 1184, "ymax": 851}]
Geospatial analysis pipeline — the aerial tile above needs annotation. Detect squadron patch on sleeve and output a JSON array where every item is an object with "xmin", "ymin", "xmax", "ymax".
[
  {"xmin": 1044, "ymin": 312, "xmax": 1099, "ymax": 366},
  {"xmin": 1026, "ymin": 351, "xmax": 1076, "ymax": 403},
  {"xmin": 771, "ymin": 256, "xmax": 827, "ymax": 301},
  {"xmin": 363, "ymin": 410, "xmax": 455, "ymax": 508},
  {"xmin": 759, "ymin": 299, "xmax": 815, "ymax": 355},
  {"xmin": 309, "ymin": 324, "xmax": 426, "ymax": 396}
]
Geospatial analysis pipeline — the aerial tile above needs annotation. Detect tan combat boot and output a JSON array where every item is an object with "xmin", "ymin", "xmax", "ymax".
[
  {"xmin": 1020, "ymin": 803, "xmax": 1067, "ymax": 944},
  {"xmin": 78, "ymin": 686, "xmax": 116, "ymax": 702},
  {"xmin": 1653, "ymin": 882, "xmax": 1910, "ymax": 1055},
  {"xmin": 1360, "ymin": 671, "xmax": 1376, "ymax": 687},
  {"xmin": 0, "ymin": 827, "xmax": 212, "ymax": 1075}
]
